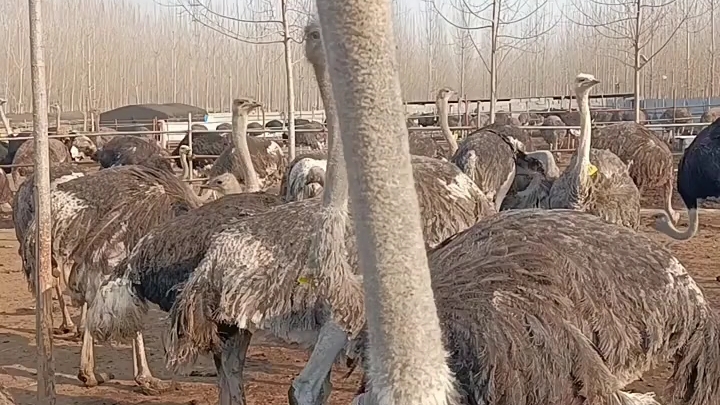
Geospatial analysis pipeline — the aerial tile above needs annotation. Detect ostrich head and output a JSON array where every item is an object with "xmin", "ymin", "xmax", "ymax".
[
  {"xmin": 304, "ymin": 20, "xmax": 324, "ymax": 66},
  {"xmin": 574, "ymin": 73, "xmax": 600, "ymax": 93},
  {"xmin": 200, "ymin": 172, "xmax": 242, "ymax": 196},
  {"xmin": 232, "ymin": 98, "xmax": 262, "ymax": 116},
  {"xmin": 436, "ymin": 87, "xmax": 455, "ymax": 102},
  {"xmin": 71, "ymin": 135, "xmax": 98, "ymax": 161}
]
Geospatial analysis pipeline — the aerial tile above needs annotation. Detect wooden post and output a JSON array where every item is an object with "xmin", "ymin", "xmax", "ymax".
[
  {"xmin": 0, "ymin": 99, "xmax": 12, "ymax": 136},
  {"xmin": 28, "ymin": 0, "xmax": 56, "ymax": 403},
  {"xmin": 187, "ymin": 112, "xmax": 193, "ymax": 181}
]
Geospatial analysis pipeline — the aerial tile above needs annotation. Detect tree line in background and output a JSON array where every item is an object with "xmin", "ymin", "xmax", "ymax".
[{"xmin": 0, "ymin": 0, "xmax": 717, "ymax": 115}]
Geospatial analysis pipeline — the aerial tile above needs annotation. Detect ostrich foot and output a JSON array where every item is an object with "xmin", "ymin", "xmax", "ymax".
[
  {"xmin": 53, "ymin": 322, "xmax": 75, "ymax": 335},
  {"xmin": 288, "ymin": 375, "xmax": 332, "ymax": 405},
  {"xmin": 77, "ymin": 370, "xmax": 113, "ymax": 387},
  {"xmin": 135, "ymin": 375, "xmax": 173, "ymax": 395},
  {"xmin": 189, "ymin": 370, "xmax": 217, "ymax": 377}
]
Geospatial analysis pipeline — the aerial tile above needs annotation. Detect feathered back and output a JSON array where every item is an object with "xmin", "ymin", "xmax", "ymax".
[
  {"xmin": 592, "ymin": 122, "xmax": 673, "ymax": 190},
  {"xmin": 22, "ymin": 166, "xmax": 199, "ymax": 302},
  {"xmin": 97, "ymin": 135, "xmax": 173, "ymax": 172},
  {"xmin": 560, "ymin": 149, "xmax": 641, "ymax": 229},
  {"xmin": 119, "ymin": 191, "xmax": 283, "ymax": 312},
  {"xmin": 701, "ymin": 107, "xmax": 720, "ymax": 123},
  {"xmin": 171, "ymin": 131, "xmax": 230, "ymax": 169},
  {"xmin": 13, "ymin": 163, "xmax": 89, "ymax": 257},
  {"xmin": 207, "ymin": 136, "xmax": 287, "ymax": 190},
  {"xmin": 408, "ymin": 130, "xmax": 447, "ymax": 159},
  {"xmin": 410, "ymin": 155, "xmax": 495, "ymax": 247},
  {"xmin": 11, "ymin": 139, "xmax": 71, "ymax": 184},
  {"xmin": 279, "ymin": 150, "xmax": 327, "ymax": 201},
  {"xmin": 677, "ymin": 117, "xmax": 720, "ymax": 209},
  {"xmin": 451, "ymin": 125, "xmax": 517, "ymax": 200}
]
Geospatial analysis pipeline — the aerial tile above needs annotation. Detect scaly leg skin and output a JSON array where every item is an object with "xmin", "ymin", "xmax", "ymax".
[
  {"xmin": 217, "ymin": 328, "xmax": 252, "ymax": 405},
  {"xmin": 289, "ymin": 321, "xmax": 349, "ymax": 405},
  {"xmin": 133, "ymin": 331, "xmax": 172, "ymax": 394},
  {"xmin": 77, "ymin": 322, "xmax": 114, "ymax": 387},
  {"xmin": 53, "ymin": 279, "xmax": 75, "ymax": 335},
  {"xmin": 664, "ymin": 180, "xmax": 679, "ymax": 223}
]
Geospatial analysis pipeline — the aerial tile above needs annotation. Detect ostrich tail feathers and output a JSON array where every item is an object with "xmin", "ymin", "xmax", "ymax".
[{"xmin": 87, "ymin": 277, "xmax": 148, "ymax": 342}]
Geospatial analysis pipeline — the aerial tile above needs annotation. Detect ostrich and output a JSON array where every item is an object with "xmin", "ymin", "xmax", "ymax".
[
  {"xmin": 612, "ymin": 109, "xmax": 648, "ymax": 123},
  {"xmin": 0, "ymin": 385, "xmax": 14, "ymax": 405},
  {"xmin": 96, "ymin": 135, "xmax": 173, "ymax": 172},
  {"xmin": 451, "ymin": 122, "xmax": 523, "ymax": 211},
  {"xmin": 89, "ymin": 21, "xmax": 492, "ymax": 405},
  {"xmin": 540, "ymin": 115, "xmax": 567, "ymax": 150},
  {"xmin": 205, "ymin": 101, "xmax": 286, "ymax": 192},
  {"xmin": 13, "ymin": 163, "xmax": 89, "ymax": 334},
  {"xmin": 171, "ymin": 130, "xmax": 230, "ymax": 173},
  {"xmin": 279, "ymin": 151, "xmax": 328, "ymax": 202},
  {"xmin": 10, "ymin": 137, "xmax": 71, "ymax": 187},
  {"xmin": 655, "ymin": 117, "xmax": 720, "ymax": 240},
  {"xmin": 591, "ymin": 122, "xmax": 678, "ymax": 222},
  {"xmin": 405, "ymin": 88, "xmax": 459, "ymax": 159},
  {"xmin": 701, "ymin": 107, "xmax": 720, "ymax": 123},
  {"xmin": 435, "ymin": 87, "xmax": 459, "ymax": 156},
  {"xmin": 661, "ymin": 107, "xmax": 694, "ymax": 135},
  {"xmin": 549, "ymin": 74, "xmax": 641, "ymax": 230},
  {"xmin": 0, "ymin": 173, "xmax": 10, "ymax": 212},
  {"xmin": 306, "ymin": 5, "xmax": 720, "ymax": 404},
  {"xmin": 20, "ymin": 165, "xmax": 201, "ymax": 388}
]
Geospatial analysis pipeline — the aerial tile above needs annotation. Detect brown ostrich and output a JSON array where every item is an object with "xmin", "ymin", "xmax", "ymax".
[
  {"xmin": 10, "ymin": 137, "xmax": 72, "ymax": 187},
  {"xmin": 661, "ymin": 107, "xmax": 694, "ymax": 135},
  {"xmin": 701, "ymin": 107, "xmax": 720, "ymax": 123},
  {"xmin": 0, "ymin": 173, "xmax": 11, "ymax": 212}
]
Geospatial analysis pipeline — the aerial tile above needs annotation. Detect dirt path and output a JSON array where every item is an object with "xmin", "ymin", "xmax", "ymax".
[{"xmin": 0, "ymin": 209, "xmax": 719, "ymax": 404}]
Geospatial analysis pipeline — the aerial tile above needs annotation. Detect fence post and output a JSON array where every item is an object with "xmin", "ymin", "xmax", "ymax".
[
  {"xmin": 187, "ymin": 112, "xmax": 193, "ymax": 181},
  {"xmin": 28, "ymin": 0, "xmax": 56, "ymax": 402}
]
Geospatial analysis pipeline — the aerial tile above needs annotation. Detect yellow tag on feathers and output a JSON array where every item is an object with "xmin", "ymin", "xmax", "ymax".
[
  {"xmin": 297, "ymin": 276, "xmax": 311, "ymax": 285},
  {"xmin": 587, "ymin": 164, "xmax": 598, "ymax": 177}
]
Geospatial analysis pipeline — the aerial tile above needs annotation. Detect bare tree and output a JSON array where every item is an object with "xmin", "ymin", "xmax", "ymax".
[
  {"xmin": 567, "ymin": 0, "xmax": 701, "ymax": 122},
  {"xmin": 432, "ymin": 0, "xmax": 556, "ymax": 123},
  {"xmin": 172, "ymin": 0, "xmax": 309, "ymax": 160},
  {"xmin": 27, "ymin": 0, "xmax": 56, "ymax": 402}
]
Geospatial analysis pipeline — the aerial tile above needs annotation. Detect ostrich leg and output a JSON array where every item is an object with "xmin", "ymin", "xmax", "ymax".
[
  {"xmin": 289, "ymin": 321, "xmax": 348, "ymax": 405},
  {"xmin": 53, "ymin": 279, "xmax": 75, "ymax": 334},
  {"xmin": 77, "ymin": 316, "xmax": 113, "ymax": 387},
  {"xmin": 664, "ymin": 180, "xmax": 679, "ymax": 223},
  {"xmin": 132, "ymin": 331, "xmax": 170, "ymax": 393},
  {"xmin": 214, "ymin": 327, "xmax": 252, "ymax": 405}
]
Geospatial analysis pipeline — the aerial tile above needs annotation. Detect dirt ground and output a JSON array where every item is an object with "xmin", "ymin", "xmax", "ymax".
[{"xmin": 1, "ymin": 175, "xmax": 719, "ymax": 404}]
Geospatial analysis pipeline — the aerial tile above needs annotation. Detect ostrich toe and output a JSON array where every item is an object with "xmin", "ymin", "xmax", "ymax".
[
  {"xmin": 135, "ymin": 375, "xmax": 173, "ymax": 395},
  {"xmin": 77, "ymin": 370, "xmax": 113, "ymax": 387}
]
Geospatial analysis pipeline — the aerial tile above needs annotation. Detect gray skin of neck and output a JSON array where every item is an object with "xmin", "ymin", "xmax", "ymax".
[
  {"xmin": 231, "ymin": 105, "xmax": 262, "ymax": 193},
  {"xmin": 436, "ymin": 95, "xmax": 458, "ymax": 156},
  {"xmin": 316, "ymin": 0, "xmax": 456, "ymax": 403},
  {"xmin": 572, "ymin": 86, "xmax": 592, "ymax": 186}
]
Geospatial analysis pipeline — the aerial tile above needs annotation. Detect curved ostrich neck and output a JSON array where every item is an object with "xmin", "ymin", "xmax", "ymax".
[
  {"xmin": 437, "ymin": 96, "xmax": 458, "ymax": 155},
  {"xmin": 231, "ymin": 108, "xmax": 261, "ymax": 192},
  {"xmin": 573, "ymin": 87, "xmax": 592, "ymax": 180},
  {"xmin": 313, "ymin": 63, "xmax": 348, "ymax": 208},
  {"xmin": 318, "ymin": 0, "xmax": 454, "ymax": 402}
]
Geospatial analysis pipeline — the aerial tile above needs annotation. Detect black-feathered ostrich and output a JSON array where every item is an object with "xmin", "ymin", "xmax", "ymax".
[
  {"xmin": 96, "ymin": 135, "xmax": 174, "ymax": 172},
  {"xmin": 301, "ymin": 3, "xmax": 720, "ymax": 405},
  {"xmin": 171, "ymin": 130, "xmax": 230, "ymax": 176},
  {"xmin": 87, "ymin": 21, "xmax": 493, "ymax": 405},
  {"xmin": 655, "ymin": 118, "xmax": 720, "ymax": 240},
  {"xmin": 19, "ymin": 165, "xmax": 201, "ymax": 389}
]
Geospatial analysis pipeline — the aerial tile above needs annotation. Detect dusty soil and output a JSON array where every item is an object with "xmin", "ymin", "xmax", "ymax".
[{"xmin": 1, "ymin": 164, "xmax": 719, "ymax": 404}]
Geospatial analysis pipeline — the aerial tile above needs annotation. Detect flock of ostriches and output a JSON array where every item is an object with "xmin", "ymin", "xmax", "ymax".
[{"xmin": 2, "ymin": 10, "xmax": 720, "ymax": 405}]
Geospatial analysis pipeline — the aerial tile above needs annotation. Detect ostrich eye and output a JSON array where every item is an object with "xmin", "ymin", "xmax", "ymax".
[{"xmin": 310, "ymin": 32, "xmax": 320, "ymax": 40}]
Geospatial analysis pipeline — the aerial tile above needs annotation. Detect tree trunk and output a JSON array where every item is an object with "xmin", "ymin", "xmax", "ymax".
[
  {"xmin": 281, "ymin": 0, "xmax": 296, "ymax": 161},
  {"xmin": 633, "ymin": 0, "xmax": 643, "ymax": 123},
  {"xmin": 489, "ymin": 0, "xmax": 500, "ymax": 124}
]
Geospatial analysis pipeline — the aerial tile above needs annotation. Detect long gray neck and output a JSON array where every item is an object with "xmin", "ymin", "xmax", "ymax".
[
  {"xmin": 436, "ymin": 97, "xmax": 457, "ymax": 155},
  {"xmin": 231, "ymin": 109, "xmax": 261, "ymax": 192},
  {"xmin": 574, "ymin": 88, "xmax": 592, "ymax": 176},
  {"xmin": 314, "ymin": 63, "xmax": 348, "ymax": 209},
  {"xmin": 317, "ymin": 0, "xmax": 456, "ymax": 403}
]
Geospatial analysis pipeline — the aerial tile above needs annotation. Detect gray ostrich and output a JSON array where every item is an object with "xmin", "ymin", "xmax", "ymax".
[
  {"xmin": 128, "ymin": 21, "xmax": 492, "ymax": 405},
  {"xmin": 702, "ymin": 107, "xmax": 720, "ymax": 123},
  {"xmin": 451, "ymin": 122, "xmax": 525, "ymax": 211},
  {"xmin": 20, "ymin": 165, "xmax": 201, "ymax": 388},
  {"xmin": 311, "ymin": 5, "xmax": 720, "ymax": 404},
  {"xmin": 206, "ymin": 101, "xmax": 286, "ymax": 192},
  {"xmin": 661, "ymin": 107, "xmax": 694, "ymax": 135},
  {"xmin": 549, "ymin": 74, "xmax": 641, "ymax": 230},
  {"xmin": 12, "ymin": 163, "xmax": 89, "ymax": 334},
  {"xmin": 591, "ymin": 122, "xmax": 678, "ymax": 222},
  {"xmin": 280, "ymin": 151, "xmax": 327, "ymax": 202},
  {"xmin": 435, "ymin": 87, "xmax": 459, "ymax": 156},
  {"xmin": 405, "ymin": 88, "xmax": 460, "ymax": 159},
  {"xmin": 540, "ymin": 114, "xmax": 567, "ymax": 150},
  {"xmin": 10, "ymin": 137, "xmax": 71, "ymax": 187}
]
